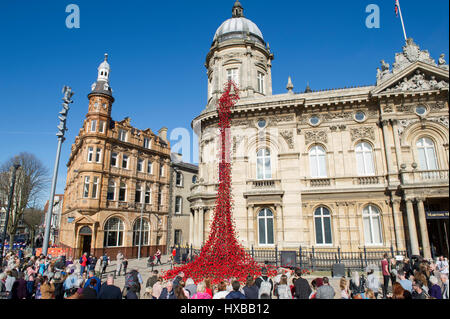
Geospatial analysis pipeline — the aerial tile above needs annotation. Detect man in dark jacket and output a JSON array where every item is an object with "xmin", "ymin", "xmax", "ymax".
[
  {"xmin": 226, "ymin": 281, "xmax": 246, "ymax": 299},
  {"xmin": 84, "ymin": 270, "xmax": 101, "ymax": 294},
  {"xmin": 159, "ymin": 281, "xmax": 176, "ymax": 299},
  {"xmin": 146, "ymin": 270, "xmax": 159, "ymax": 288},
  {"xmin": 81, "ymin": 278, "xmax": 98, "ymax": 299},
  {"xmin": 294, "ymin": 268, "xmax": 312, "ymax": 299},
  {"xmin": 98, "ymin": 274, "xmax": 122, "ymax": 299}
]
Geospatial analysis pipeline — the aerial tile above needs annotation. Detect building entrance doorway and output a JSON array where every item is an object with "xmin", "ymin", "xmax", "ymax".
[
  {"xmin": 425, "ymin": 199, "xmax": 449, "ymax": 258},
  {"xmin": 79, "ymin": 226, "xmax": 92, "ymax": 256}
]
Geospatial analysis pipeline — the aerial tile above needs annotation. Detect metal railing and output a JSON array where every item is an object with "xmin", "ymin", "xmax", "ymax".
[{"xmin": 178, "ymin": 244, "xmax": 407, "ymax": 273}]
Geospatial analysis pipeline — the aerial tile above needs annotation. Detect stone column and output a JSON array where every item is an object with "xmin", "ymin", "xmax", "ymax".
[
  {"xmin": 416, "ymin": 198, "xmax": 431, "ymax": 259},
  {"xmin": 193, "ymin": 208, "xmax": 199, "ymax": 247},
  {"xmin": 391, "ymin": 119, "xmax": 404, "ymax": 171},
  {"xmin": 199, "ymin": 208, "xmax": 205, "ymax": 246},
  {"xmin": 391, "ymin": 199, "xmax": 405, "ymax": 250},
  {"xmin": 381, "ymin": 120, "xmax": 395, "ymax": 175},
  {"xmin": 405, "ymin": 199, "xmax": 420, "ymax": 256},
  {"xmin": 189, "ymin": 210, "xmax": 194, "ymax": 246}
]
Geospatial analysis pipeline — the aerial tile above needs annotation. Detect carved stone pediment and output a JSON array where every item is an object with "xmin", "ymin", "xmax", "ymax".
[
  {"xmin": 385, "ymin": 70, "xmax": 448, "ymax": 93},
  {"xmin": 350, "ymin": 127, "xmax": 375, "ymax": 142}
]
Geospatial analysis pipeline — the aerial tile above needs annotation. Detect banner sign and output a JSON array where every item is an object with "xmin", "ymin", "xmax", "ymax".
[{"xmin": 426, "ymin": 211, "xmax": 449, "ymax": 219}]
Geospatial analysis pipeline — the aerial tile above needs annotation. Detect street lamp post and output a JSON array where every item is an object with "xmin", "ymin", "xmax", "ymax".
[
  {"xmin": 0, "ymin": 163, "xmax": 21, "ymax": 265},
  {"xmin": 42, "ymin": 86, "xmax": 74, "ymax": 257}
]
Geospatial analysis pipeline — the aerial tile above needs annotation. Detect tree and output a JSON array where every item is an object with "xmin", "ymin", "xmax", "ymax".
[
  {"xmin": 22, "ymin": 207, "xmax": 45, "ymax": 249},
  {"xmin": 0, "ymin": 153, "xmax": 49, "ymax": 250}
]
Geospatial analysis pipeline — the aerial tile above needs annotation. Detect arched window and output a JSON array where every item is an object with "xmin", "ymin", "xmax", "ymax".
[
  {"xmin": 258, "ymin": 208, "xmax": 274, "ymax": 245},
  {"xmin": 363, "ymin": 205, "xmax": 383, "ymax": 245},
  {"xmin": 119, "ymin": 182, "xmax": 126, "ymax": 202},
  {"xmin": 355, "ymin": 142, "xmax": 375, "ymax": 176},
  {"xmin": 133, "ymin": 218, "xmax": 150, "ymax": 246},
  {"xmin": 107, "ymin": 180, "xmax": 115, "ymax": 200},
  {"xmin": 257, "ymin": 148, "xmax": 272, "ymax": 180},
  {"xmin": 314, "ymin": 207, "xmax": 332, "ymax": 245},
  {"xmin": 416, "ymin": 137, "xmax": 438, "ymax": 170},
  {"xmin": 192, "ymin": 175, "xmax": 198, "ymax": 184},
  {"xmin": 103, "ymin": 217, "xmax": 124, "ymax": 247},
  {"xmin": 309, "ymin": 145, "xmax": 327, "ymax": 178}
]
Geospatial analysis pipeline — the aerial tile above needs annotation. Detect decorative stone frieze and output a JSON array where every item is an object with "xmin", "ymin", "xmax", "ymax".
[
  {"xmin": 350, "ymin": 127, "xmax": 375, "ymax": 142},
  {"xmin": 304, "ymin": 130, "xmax": 328, "ymax": 145}
]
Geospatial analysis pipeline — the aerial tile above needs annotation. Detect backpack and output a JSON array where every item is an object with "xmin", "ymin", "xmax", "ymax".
[
  {"xmin": 79, "ymin": 257, "xmax": 83, "ymax": 264},
  {"xmin": 258, "ymin": 277, "xmax": 272, "ymax": 298},
  {"xmin": 125, "ymin": 271, "xmax": 138, "ymax": 289}
]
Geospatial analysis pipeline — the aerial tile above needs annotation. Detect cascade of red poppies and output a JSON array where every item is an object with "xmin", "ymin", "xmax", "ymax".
[{"xmin": 163, "ymin": 81, "xmax": 276, "ymax": 284}]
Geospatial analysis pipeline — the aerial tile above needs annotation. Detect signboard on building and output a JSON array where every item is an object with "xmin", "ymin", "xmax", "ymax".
[{"xmin": 426, "ymin": 211, "xmax": 449, "ymax": 220}]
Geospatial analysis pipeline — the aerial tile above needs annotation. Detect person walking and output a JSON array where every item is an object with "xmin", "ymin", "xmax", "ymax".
[
  {"xmin": 122, "ymin": 258, "xmax": 128, "ymax": 275},
  {"xmin": 381, "ymin": 253, "xmax": 390, "ymax": 299},
  {"xmin": 293, "ymin": 268, "xmax": 311, "ymax": 299},
  {"xmin": 101, "ymin": 253, "xmax": 109, "ymax": 275},
  {"xmin": 98, "ymin": 274, "xmax": 122, "ymax": 299},
  {"xmin": 155, "ymin": 249, "xmax": 162, "ymax": 266},
  {"xmin": 116, "ymin": 252, "xmax": 124, "ymax": 276},
  {"xmin": 316, "ymin": 277, "xmax": 335, "ymax": 299},
  {"xmin": 79, "ymin": 253, "xmax": 88, "ymax": 276}
]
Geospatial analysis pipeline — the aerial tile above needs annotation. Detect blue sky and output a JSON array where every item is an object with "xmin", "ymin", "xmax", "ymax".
[{"xmin": 0, "ymin": 0, "xmax": 448, "ymax": 204}]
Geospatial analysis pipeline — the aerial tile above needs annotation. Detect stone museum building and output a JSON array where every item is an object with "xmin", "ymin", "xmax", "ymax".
[
  {"xmin": 189, "ymin": 1, "xmax": 449, "ymax": 259},
  {"xmin": 167, "ymin": 153, "xmax": 198, "ymax": 248},
  {"xmin": 59, "ymin": 55, "xmax": 171, "ymax": 258}
]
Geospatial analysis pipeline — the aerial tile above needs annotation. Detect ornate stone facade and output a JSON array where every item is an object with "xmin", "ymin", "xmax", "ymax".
[
  {"xmin": 59, "ymin": 57, "xmax": 171, "ymax": 259},
  {"xmin": 189, "ymin": 3, "xmax": 449, "ymax": 258}
]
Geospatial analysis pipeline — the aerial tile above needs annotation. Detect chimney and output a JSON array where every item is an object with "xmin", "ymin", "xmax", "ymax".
[{"xmin": 158, "ymin": 127, "xmax": 168, "ymax": 141}]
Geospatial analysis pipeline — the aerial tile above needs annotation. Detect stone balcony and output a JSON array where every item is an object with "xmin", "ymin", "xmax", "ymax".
[
  {"xmin": 301, "ymin": 175, "xmax": 388, "ymax": 192},
  {"xmin": 401, "ymin": 169, "xmax": 449, "ymax": 186}
]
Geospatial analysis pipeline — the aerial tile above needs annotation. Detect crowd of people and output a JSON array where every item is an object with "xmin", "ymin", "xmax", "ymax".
[{"xmin": 0, "ymin": 247, "xmax": 448, "ymax": 300}]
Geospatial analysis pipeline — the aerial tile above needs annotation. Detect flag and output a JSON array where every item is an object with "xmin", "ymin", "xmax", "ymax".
[{"xmin": 395, "ymin": 0, "xmax": 399, "ymax": 17}]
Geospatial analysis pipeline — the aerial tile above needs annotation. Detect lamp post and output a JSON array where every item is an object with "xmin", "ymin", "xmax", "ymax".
[
  {"xmin": 42, "ymin": 86, "xmax": 74, "ymax": 257},
  {"xmin": 0, "ymin": 163, "xmax": 21, "ymax": 265}
]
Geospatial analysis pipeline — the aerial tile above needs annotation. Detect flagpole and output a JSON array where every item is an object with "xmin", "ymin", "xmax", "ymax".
[{"xmin": 396, "ymin": 0, "xmax": 408, "ymax": 42}]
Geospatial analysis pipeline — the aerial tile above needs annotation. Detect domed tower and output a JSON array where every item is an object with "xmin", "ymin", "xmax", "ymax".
[
  {"xmin": 85, "ymin": 54, "xmax": 114, "ymax": 134},
  {"xmin": 205, "ymin": 1, "xmax": 274, "ymax": 110}
]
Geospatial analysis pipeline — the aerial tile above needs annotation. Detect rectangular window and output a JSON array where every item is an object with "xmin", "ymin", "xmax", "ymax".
[
  {"xmin": 257, "ymin": 72, "xmax": 264, "ymax": 94},
  {"xmin": 122, "ymin": 155, "xmax": 129, "ymax": 169},
  {"xmin": 227, "ymin": 68, "xmax": 239, "ymax": 85},
  {"xmin": 148, "ymin": 161, "xmax": 153, "ymax": 174},
  {"xmin": 119, "ymin": 185, "xmax": 126, "ymax": 202},
  {"xmin": 158, "ymin": 191, "xmax": 162, "ymax": 207},
  {"xmin": 176, "ymin": 172, "xmax": 183, "ymax": 186},
  {"xmin": 83, "ymin": 177, "xmax": 90, "ymax": 198},
  {"xmin": 99, "ymin": 121, "xmax": 105, "ymax": 133},
  {"xmin": 135, "ymin": 186, "xmax": 142, "ymax": 203},
  {"xmin": 175, "ymin": 197, "xmax": 182, "ymax": 214},
  {"xmin": 145, "ymin": 188, "xmax": 151, "ymax": 204},
  {"xmin": 95, "ymin": 148, "xmax": 102, "ymax": 163},
  {"xmin": 143, "ymin": 137, "xmax": 151, "ymax": 149},
  {"xmin": 160, "ymin": 163, "xmax": 164, "ymax": 177},
  {"xmin": 92, "ymin": 177, "xmax": 99, "ymax": 198},
  {"xmin": 107, "ymin": 182, "xmax": 115, "ymax": 200},
  {"xmin": 87, "ymin": 147, "xmax": 94, "ymax": 162},
  {"xmin": 111, "ymin": 152, "xmax": 118, "ymax": 167},
  {"xmin": 90, "ymin": 120, "xmax": 97, "ymax": 132},
  {"xmin": 137, "ymin": 158, "xmax": 143, "ymax": 172},
  {"xmin": 119, "ymin": 129, "xmax": 127, "ymax": 142}
]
